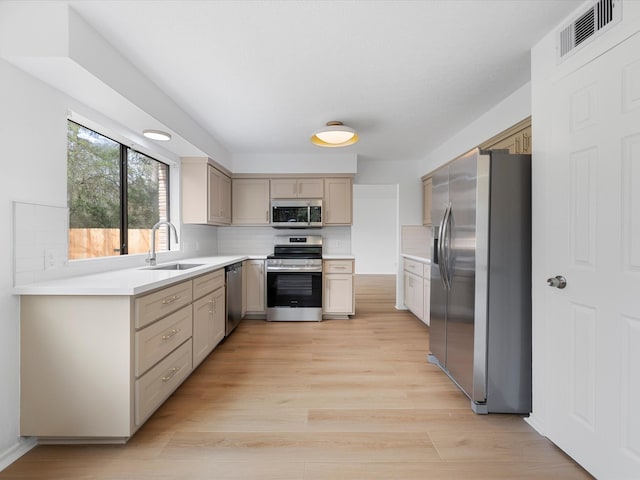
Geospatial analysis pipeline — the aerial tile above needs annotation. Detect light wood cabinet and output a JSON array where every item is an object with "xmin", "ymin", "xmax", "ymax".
[
  {"xmin": 135, "ymin": 338, "xmax": 193, "ymax": 426},
  {"xmin": 403, "ymin": 271, "xmax": 424, "ymax": 320},
  {"xmin": 403, "ymin": 257, "xmax": 430, "ymax": 325},
  {"xmin": 182, "ymin": 158, "xmax": 231, "ymax": 225},
  {"xmin": 422, "ymin": 177, "xmax": 432, "ymax": 226},
  {"xmin": 135, "ymin": 305, "xmax": 193, "ymax": 377},
  {"xmin": 232, "ymin": 178, "xmax": 270, "ymax": 225},
  {"xmin": 243, "ymin": 259, "xmax": 265, "ymax": 315},
  {"xmin": 481, "ymin": 117, "xmax": 532, "ymax": 155},
  {"xmin": 192, "ymin": 270, "xmax": 226, "ymax": 368},
  {"xmin": 270, "ymin": 178, "xmax": 324, "ymax": 198},
  {"xmin": 19, "ymin": 267, "xmax": 229, "ymax": 442},
  {"xmin": 423, "ymin": 273, "xmax": 431, "ymax": 327},
  {"xmin": 323, "ymin": 259, "xmax": 355, "ymax": 317},
  {"xmin": 208, "ymin": 166, "xmax": 231, "ymax": 224},
  {"xmin": 324, "ymin": 177, "xmax": 353, "ymax": 225}
]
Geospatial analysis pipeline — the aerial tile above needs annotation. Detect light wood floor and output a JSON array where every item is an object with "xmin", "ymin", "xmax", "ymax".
[{"xmin": 1, "ymin": 275, "xmax": 592, "ymax": 479}]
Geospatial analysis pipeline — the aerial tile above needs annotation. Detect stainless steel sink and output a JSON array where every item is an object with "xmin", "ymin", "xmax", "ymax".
[{"xmin": 145, "ymin": 263, "xmax": 204, "ymax": 271}]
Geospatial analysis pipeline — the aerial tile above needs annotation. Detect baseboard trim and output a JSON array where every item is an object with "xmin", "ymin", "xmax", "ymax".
[
  {"xmin": 0, "ymin": 437, "xmax": 37, "ymax": 472},
  {"xmin": 525, "ymin": 414, "xmax": 547, "ymax": 438}
]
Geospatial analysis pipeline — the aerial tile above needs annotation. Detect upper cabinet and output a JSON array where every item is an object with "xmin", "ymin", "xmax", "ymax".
[
  {"xmin": 481, "ymin": 116, "xmax": 532, "ymax": 155},
  {"xmin": 324, "ymin": 177, "xmax": 353, "ymax": 225},
  {"xmin": 232, "ymin": 178, "xmax": 270, "ymax": 225},
  {"xmin": 422, "ymin": 177, "xmax": 432, "ymax": 226},
  {"xmin": 270, "ymin": 178, "xmax": 324, "ymax": 199},
  {"xmin": 182, "ymin": 158, "xmax": 231, "ymax": 225}
]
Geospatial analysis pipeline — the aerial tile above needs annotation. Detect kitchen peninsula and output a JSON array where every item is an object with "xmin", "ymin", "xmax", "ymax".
[{"xmin": 16, "ymin": 256, "xmax": 246, "ymax": 443}]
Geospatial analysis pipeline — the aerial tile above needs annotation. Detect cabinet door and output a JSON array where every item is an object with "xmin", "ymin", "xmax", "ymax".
[
  {"xmin": 324, "ymin": 274, "xmax": 354, "ymax": 315},
  {"xmin": 219, "ymin": 173, "xmax": 231, "ymax": 224},
  {"xmin": 192, "ymin": 292, "xmax": 215, "ymax": 367},
  {"xmin": 297, "ymin": 178, "xmax": 324, "ymax": 198},
  {"xmin": 270, "ymin": 179, "xmax": 299, "ymax": 198},
  {"xmin": 324, "ymin": 178, "xmax": 352, "ymax": 225},
  {"xmin": 422, "ymin": 177, "xmax": 432, "ymax": 226},
  {"xmin": 244, "ymin": 260, "xmax": 265, "ymax": 313},
  {"xmin": 404, "ymin": 271, "xmax": 424, "ymax": 320},
  {"xmin": 271, "ymin": 178, "xmax": 324, "ymax": 198},
  {"xmin": 423, "ymin": 277, "xmax": 430, "ymax": 326},
  {"xmin": 212, "ymin": 287, "xmax": 226, "ymax": 345},
  {"xmin": 207, "ymin": 166, "xmax": 219, "ymax": 224},
  {"xmin": 232, "ymin": 179, "xmax": 270, "ymax": 225},
  {"xmin": 207, "ymin": 166, "xmax": 231, "ymax": 225}
]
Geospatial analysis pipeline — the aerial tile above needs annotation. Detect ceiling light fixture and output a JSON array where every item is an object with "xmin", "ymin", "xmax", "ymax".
[
  {"xmin": 142, "ymin": 129, "xmax": 172, "ymax": 141},
  {"xmin": 311, "ymin": 121, "xmax": 359, "ymax": 147}
]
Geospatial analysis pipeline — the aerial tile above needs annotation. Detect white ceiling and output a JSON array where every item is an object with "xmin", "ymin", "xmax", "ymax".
[{"xmin": 68, "ymin": 0, "xmax": 583, "ymax": 163}]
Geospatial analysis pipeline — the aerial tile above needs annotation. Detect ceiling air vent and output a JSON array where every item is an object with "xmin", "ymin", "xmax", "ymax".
[{"xmin": 558, "ymin": 0, "xmax": 621, "ymax": 60}]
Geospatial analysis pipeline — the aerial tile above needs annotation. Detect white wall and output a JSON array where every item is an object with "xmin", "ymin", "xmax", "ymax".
[
  {"xmin": 0, "ymin": 56, "xmax": 222, "ymax": 469},
  {"xmin": 0, "ymin": 59, "xmax": 68, "ymax": 467},
  {"xmin": 352, "ymin": 185, "xmax": 398, "ymax": 274},
  {"xmin": 420, "ymin": 82, "xmax": 532, "ymax": 176},
  {"xmin": 217, "ymin": 226, "xmax": 351, "ymax": 256},
  {"xmin": 232, "ymin": 153, "xmax": 357, "ymax": 175}
]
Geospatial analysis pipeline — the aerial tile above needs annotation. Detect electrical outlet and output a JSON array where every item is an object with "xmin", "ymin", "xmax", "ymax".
[{"xmin": 44, "ymin": 248, "xmax": 57, "ymax": 270}]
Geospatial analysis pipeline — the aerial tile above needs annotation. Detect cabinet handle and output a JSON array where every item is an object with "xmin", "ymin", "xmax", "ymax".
[
  {"xmin": 161, "ymin": 328, "xmax": 181, "ymax": 340},
  {"xmin": 523, "ymin": 132, "xmax": 530, "ymax": 152},
  {"xmin": 515, "ymin": 136, "xmax": 521, "ymax": 153},
  {"xmin": 162, "ymin": 366, "xmax": 180, "ymax": 383},
  {"xmin": 334, "ymin": 265, "xmax": 347, "ymax": 269},
  {"xmin": 161, "ymin": 294, "xmax": 181, "ymax": 305}
]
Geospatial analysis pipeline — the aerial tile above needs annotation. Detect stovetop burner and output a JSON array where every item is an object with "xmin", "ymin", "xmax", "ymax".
[{"xmin": 269, "ymin": 235, "xmax": 323, "ymax": 259}]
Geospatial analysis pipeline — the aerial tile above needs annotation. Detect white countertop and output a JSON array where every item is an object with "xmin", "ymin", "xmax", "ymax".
[
  {"xmin": 401, "ymin": 253, "xmax": 431, "ymax": 264},
  {"xmin": 14, "ymin": 256, "xmax": 247, "ymax": 296}
]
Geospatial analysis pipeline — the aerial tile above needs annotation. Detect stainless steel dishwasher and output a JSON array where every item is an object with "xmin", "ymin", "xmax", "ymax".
[{"xmin": 225, "ymin": 262, "xmax": 243, "ymax": 336}]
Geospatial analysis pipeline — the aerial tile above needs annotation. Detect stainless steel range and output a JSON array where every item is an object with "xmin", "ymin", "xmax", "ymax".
[{"xmin": 266, "ymin": 235, "xmax": 323, "ymax": 321}]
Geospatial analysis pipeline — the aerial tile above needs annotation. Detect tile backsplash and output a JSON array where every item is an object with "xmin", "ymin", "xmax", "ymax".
[
  {"xmin": 13, "ymin": 201, "xmax": 68, "ymax": 286},
  {"xmin": 401, "ymin": 225, "xmax": 431, "ymax": 258},
  {"xmin": 217, "ymin": 226, "xmax": 352, "ymax": 256}
]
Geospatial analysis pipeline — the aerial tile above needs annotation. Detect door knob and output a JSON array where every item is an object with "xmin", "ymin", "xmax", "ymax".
[{"xmin": 547, "ymin": 276, "xmax": 567, "ymax": 289}]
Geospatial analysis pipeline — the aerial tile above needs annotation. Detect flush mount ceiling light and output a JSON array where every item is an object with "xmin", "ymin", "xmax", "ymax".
[
  {"xmin": 142, "ymin": 129, "xmax": 172, "ymax": 141},
  {"xmin": 311, "ymin": 121, "xmax": 359, "ymax": 147}
]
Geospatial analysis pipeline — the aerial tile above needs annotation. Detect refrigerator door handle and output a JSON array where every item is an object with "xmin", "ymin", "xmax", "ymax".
[
  {"xmin": 441, "ymin": 204, "xmax": 452, "ymax": 290},
  {"xmin": 445, "ymin": 204, "xmax": 453, "ymax": 289},
  {"xmin": 437, "ymin": 206, "xmax": 448, "ymax": 288}
]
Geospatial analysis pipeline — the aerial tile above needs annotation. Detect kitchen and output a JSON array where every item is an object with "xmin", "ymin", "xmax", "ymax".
[{"xmin": 1, "ymin": 1, "xmax": 639, "ymax": 478}]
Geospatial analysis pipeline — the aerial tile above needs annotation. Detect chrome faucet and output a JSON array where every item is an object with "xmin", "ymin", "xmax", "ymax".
[{"xmin": 147, "ymin": 221, "xmax": 179, "ymax": 266}]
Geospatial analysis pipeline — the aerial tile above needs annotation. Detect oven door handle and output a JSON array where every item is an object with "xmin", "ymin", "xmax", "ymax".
[{"xmin": 266, "ymin": 266, "xmax": 323, "ymax": 273}]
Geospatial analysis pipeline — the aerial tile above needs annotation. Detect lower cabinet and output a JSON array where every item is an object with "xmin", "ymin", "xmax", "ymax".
[
  {"xmin": 323, "ymin": 259, "xmax": 355, "ymax": 317},
  {"xmin": 192, "ymin": 270, "xmax": 226, "ymax": 368},
  {"xmin": 20, "ymin": 268, "xmax": 227, "ymax": 442},
  {"xmin": 135, "ymin": 339, "xmax": 193, "ymax": 426},
  {"xmin": 404, "ymin": 271, "xmax": 424, "ymax": 320},
  {"xmin": 243, "ymin": 259, "xmax": 266, "ymax": 315},
  {"xmin": 403, "ymin": 257, "xmax": 430, "ymax": 326}
]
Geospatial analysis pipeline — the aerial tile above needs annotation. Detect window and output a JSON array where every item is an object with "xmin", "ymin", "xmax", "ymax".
[{"xmin": 67, "ymin": 120, "xmax": 170, "ymax": 260}]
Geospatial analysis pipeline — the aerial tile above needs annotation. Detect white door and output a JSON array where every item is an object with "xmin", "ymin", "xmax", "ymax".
[{"xmin": 541, "ymin": 32, "xmax": 640, "ymax": 478}]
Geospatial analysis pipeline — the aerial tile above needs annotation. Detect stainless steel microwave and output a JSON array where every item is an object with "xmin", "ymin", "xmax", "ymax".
[{"xmin": 271, "ymin": 199, "xmax": 322, "ymax": 228}]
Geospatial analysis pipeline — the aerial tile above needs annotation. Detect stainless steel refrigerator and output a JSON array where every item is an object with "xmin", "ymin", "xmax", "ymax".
[{"xmin": 429, "ymin": 147, "xmax": 532, "ymax": 414}]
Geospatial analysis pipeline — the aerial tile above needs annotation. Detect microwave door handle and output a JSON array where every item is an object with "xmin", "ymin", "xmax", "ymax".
[{"xmin": 307, "ymin": 204, "xmax": 311, "ymax": 226}]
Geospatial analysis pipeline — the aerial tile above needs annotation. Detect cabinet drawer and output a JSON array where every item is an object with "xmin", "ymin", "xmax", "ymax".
[
  {"xmin": 135, "ymin": 339, "xmax": 192, "ymax": 426},
  {"xmin": 135, "ymin": 305, "xmax": 193, "ymax": 377},
  {"xmin": 193, "ymin": 269, "xmax": 224, "ymax": 300},
  {"xmin": 403, "ymin": 258, "xmax": 423, "ymax": 275},
  {"xmin": 135, "ymin": 281, "xmax": 193, "ymax": 329},
  {"xmin": 324, "ymin": 260, "xmax": 354, "ymax": 274}
]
